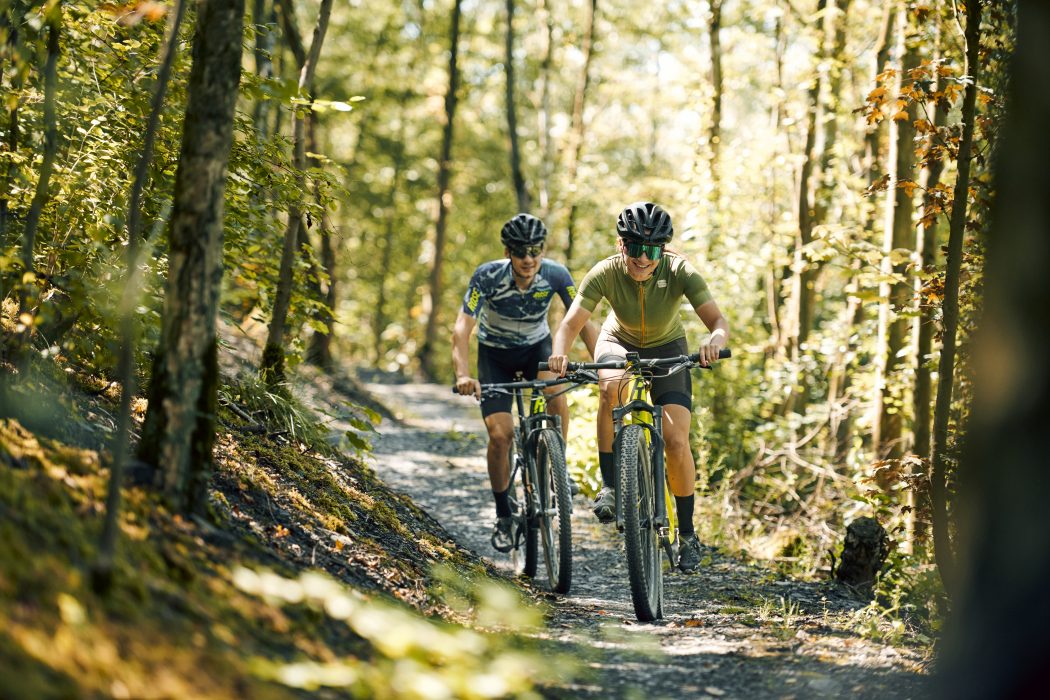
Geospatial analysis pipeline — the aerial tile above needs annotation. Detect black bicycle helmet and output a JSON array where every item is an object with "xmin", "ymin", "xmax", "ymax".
[
  {"xmin": 616, "ymin": 202, "xmax": 673, "ymax": 244},
  {"xmin": 500, "ymin": 213, "xmax": 548, "ymax": 247}
]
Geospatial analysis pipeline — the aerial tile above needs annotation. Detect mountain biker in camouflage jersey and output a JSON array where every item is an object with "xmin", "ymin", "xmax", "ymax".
[{"xmin": 453, "ymin": 214, "xmax": 598, "ymax": 552}]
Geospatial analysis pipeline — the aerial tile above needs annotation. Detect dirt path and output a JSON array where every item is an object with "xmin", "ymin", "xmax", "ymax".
[{"xmin": 356, "ymin": 371, "xmax": 929, "ymax": 700}]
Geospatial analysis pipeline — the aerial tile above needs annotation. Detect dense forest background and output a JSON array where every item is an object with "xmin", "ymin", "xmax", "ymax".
[{"xmin": 1, "ymin": 0, "xmax": 1040, "ymax": 694}]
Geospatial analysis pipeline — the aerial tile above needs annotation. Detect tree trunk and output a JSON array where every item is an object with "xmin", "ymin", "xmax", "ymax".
[
  {"xmin": 250, "ymin": 0, "xmax": 276, "ymax": 138},
  {"xmin": 563, "ymin": 0, "xmax": 597, "ymax": 268},
  {"xmin": 908, "ymin": 26, "xmax": 948, "ymax": 547},
  {"xmin": 373, "ymin": 123, "xmax": 406, "ymax": 364},
  {"xmin": 305, "ymin": 116, "xmax": 337, "ymax": 369},
  {"xmin": 536, "ymin": 0, "xmax": 555, "ymax": 220},
  {"xmin": 418, "ymin": 0, "xmax": 462, "ymax": 380},
  {"xmin": 0, "ymin": 16, "xmax": 21, "ymax": 248},
  {"xmin": 504, "ymin": 0, "xmax": 530, "ymax": 213},
  {"xmin": 795, "ymin": 0, "xmax": 829, "ymax": 348},
  {"xmin": 930, "ymin": 0, "xmax": 983, "ymax": 594},
  {"xmin": 873, "ymin": 2, "xmax": 916, "ymax": 461},
  {"xmin": 937, "ymin": 3, "xmax": 1049, "ymax": 695},
  {"xmin": 94, "ymin": 0, "xmax": 187, "ymax": 593},
  {"xmin": 708, "ymin": 0, "xmax": 723, "ymax": 194},
  {"xmin": 260, "ymin": 0, "xmax": 334, "ymax": 384},
  {"xmin": 19, "ymin": 6, "xmax": 60, "ymax": 317},
  {"xmin": 138, "ymin": 0, "xmax": 245, "ymax": 514}
]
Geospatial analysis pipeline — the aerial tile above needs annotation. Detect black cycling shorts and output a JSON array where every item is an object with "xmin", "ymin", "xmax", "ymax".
[
  {"xmin": 595, "ymin": 333, "xmax": 692, "ymax": 410},
  {"xmin": 477, "ymin": 336, "xmax": 553, "ymax": 417}
]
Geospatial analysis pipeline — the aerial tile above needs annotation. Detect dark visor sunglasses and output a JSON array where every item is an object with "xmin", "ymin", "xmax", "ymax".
[
  {"xmin": 510, "ymin": 244, "xmax": 544, "ymax": 258},
  {"xmin": 624, "ymin": 241, "xmax": 663, "ymax": 260}
]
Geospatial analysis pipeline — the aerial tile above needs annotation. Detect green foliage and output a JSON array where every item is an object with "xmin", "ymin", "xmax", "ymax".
[
  {"xmin": 233, "ymin": 566, "xmax": 571, "ymax": 698},
  {"xmin": 848, "ymin": 548, "xmax": 943, "ymax": 647},
  {"xmin": 220, "ymin": 373, "xmax": 331, "ymax": 449}
]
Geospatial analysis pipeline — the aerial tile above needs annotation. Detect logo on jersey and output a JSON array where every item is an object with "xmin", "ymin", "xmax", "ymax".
[
  {"xmin": 466, "ymin": 287, "xmax": 481, "ymax": 313},
  {"xmin": 566, "ymin": 285, "xmax": 577, "ymax": 299},
  {"xmin": 533, "ymin": 289, "xmax": 550, "ymax": 300},
  {"xmin": 657, "ymin": 280, "xmax": 667, "ymax": 288}
]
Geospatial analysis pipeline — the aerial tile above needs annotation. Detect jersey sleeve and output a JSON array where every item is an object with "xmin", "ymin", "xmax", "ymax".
[
  {"xmin": 546, "ymin": 262, "xmax": 579, "ymax": 309},
  {"xmin": 461, "ymin": 266, "xmax": 486, "ymax": 317},
  {"xmin": 679, "ymin": 257, "xmax": 714, "ymax": 308},
  {"xmin": 575, "ymin": 260, "xmax": 608, "ymax": 313}
]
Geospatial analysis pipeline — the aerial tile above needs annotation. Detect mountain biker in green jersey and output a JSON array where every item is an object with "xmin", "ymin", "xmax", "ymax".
[
  {"xmin": 453, "ymin": 214, "xmax": 598, "ymax": 552},
  {"xmin": 546, "ymin": 202, "xmax": 729, "ymax": 572}
]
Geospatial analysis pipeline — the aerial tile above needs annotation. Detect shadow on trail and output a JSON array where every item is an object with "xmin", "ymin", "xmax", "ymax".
[{"xmin": 347, "ymin": 369, "xmax": 929, "ymax": 700}]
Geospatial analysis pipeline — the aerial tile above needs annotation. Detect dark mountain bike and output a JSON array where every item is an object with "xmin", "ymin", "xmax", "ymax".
[
  {"xmin": 459, "ymin": 371, "xmax": 595, "ymax": 593},
  {"xmin": 543, "ymin": 349, "xmax": 730, "ymax": 620}
]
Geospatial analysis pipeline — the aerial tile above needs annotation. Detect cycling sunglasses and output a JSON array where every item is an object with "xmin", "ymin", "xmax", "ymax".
[
  {"xmin": 624, "ymin": 241, "xmax": 663, "ymax": 260},
  {"xmin": 509, "ymin": 244, "xmax": 544, "ymax": 258}
]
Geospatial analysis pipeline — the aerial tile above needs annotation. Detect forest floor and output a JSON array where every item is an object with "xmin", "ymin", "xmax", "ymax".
[
  {"xmin": 306, "ymin": 367, "xmax": 932, "ymax": 700},
  {"xmin": 0, "ymin": 329, "xmax": 932, "ymax": 699}
]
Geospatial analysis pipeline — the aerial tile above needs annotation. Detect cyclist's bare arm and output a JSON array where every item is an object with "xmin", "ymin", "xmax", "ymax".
[
  {"xmin": 694, "ymin": 300, "xmax": 729, "ymax": 367},
  {"xmin": 451, "ymin": 310, "xmax": 482, "ymax": 399},
  {"xmin": 549, "ymin": 299, "xmax": 593, "ymax": 376},
  {"xmin": 579, "ymin": 318, "xmax": 600, "ymax": 360}
]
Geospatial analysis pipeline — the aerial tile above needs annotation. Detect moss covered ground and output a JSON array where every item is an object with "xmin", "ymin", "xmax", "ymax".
[{"xmin": 0, "ymin": 358, "xmax": 558, "ymax": 699}]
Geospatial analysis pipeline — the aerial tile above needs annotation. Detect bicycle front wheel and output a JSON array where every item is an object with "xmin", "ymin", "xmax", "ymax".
[
  {"xmin": 535, "ymin": 428, "xmax": 573, "ymax": 594},
  {"xmin": 619, "ymin": 423, "xmax": 662, "ymax": 621}
]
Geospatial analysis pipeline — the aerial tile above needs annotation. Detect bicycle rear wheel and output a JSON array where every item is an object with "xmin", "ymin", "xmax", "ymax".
[
  {"xmin": 619, "ymin": 423, "xmax": 662, "ymax": 621},
  {"xmin": 535, "ymin": 428, "xmax": 572, "ymax": 594}
]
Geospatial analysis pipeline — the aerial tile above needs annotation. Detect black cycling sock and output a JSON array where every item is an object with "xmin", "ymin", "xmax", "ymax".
[
  {"xmin": 675, "ymin": 494, "xmax": 695, "ymax": 537},
  {"xmin": 493, "ymin": 487, "xmax": 513, "ymax": 518},
  {"xmin": 598, "ymin": 452, "xmax": 615, "ymax": 489}
]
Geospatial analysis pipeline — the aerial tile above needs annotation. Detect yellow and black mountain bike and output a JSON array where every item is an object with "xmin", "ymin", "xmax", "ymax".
[{"xmin": 545, "ymin": 349, "xmax": 730, "ymax": 620}]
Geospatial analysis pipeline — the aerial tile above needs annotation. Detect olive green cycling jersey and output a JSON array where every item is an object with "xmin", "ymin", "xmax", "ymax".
[{"xmin": 575, "ymin": 251, "xmax": 713, "ymax": 347}]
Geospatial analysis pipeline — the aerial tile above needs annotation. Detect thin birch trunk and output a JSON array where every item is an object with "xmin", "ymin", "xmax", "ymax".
[
  {"xmin": 418, "ymin": 0, "xmax": 462, "ymax": 380},
  {"xmin": 504, "ymin": 0, "xmax": 530, "ymax": 213},
  {"xmin": 94, "ymin": 0, "xmax": 187, "ymax": 591},
  {"xmin": 930, "ymin": 0, "xmax": 983, "ymax": 593},
  {"xmin": 261, "ymin": 0, "xmax": 334, "ymax": 384},
  {"xmin": 563, "ymin": 0, "xmax": 597, "ymax": 268}
]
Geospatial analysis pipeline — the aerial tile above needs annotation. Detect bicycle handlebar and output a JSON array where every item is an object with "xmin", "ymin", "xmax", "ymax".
[
  {"xmin": 538, "ymin": 348, "xmax": 732, "ymax": 373},
  {"xmin": 450, "ymin": 370, "xmax": 598, "ymax": 395}
]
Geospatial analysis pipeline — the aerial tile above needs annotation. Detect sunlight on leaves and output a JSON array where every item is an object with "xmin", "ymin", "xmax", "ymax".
[{"xmin": 233, "ymin": 566, "xmax": 570, "ymax": 698}]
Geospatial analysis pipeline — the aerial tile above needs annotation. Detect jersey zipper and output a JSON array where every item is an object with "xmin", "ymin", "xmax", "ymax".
[{"xmin": 638, "ymin": 281, "xmax": 646, "ymax": 346}]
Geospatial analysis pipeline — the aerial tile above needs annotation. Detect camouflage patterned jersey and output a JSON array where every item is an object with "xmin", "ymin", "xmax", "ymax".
[{"xmin": 460, "ymin": 259, "xmax": 578, "ymax": 349}]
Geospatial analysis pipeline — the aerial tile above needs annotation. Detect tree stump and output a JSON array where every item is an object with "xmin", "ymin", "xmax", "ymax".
[{"xmin": 835, "ymin": 516, "xmax": 890, "ymax": 593}]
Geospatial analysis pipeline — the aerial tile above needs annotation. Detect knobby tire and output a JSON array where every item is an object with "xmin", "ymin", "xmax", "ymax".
[
  {"xmin": 535, "ymin": 428, "xmax": 572, "ymax": 594},
  {"xmin": 619, "ymin": 424, "xmax": 662, "ymax": 621}
]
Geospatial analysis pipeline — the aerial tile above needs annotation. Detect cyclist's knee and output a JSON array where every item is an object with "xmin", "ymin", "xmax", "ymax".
[
  {"xmin": 598, "ymin": 381, "xmax": 621, "ymax": 406},
  {"xmin": 663, "ymin": 430, "xmax": 690, "ymax": 456},
  {"xmin": 488, "ymin": 426, "xmax": 513, "ymax": 448}
]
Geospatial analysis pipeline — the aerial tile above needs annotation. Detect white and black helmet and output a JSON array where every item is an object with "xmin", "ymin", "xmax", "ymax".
[
  {"xmin": 616, "ymin": 202, "xmax": 673, "ymax": 244},
  {"xmin": 500, "ymin": 213, "xmax": 548, "ymax": 247}
]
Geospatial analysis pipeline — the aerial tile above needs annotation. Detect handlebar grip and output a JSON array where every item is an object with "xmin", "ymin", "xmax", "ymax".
[{"xmin": 538, "ymin": 361, "xmax": 550, "ymax": 371}]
